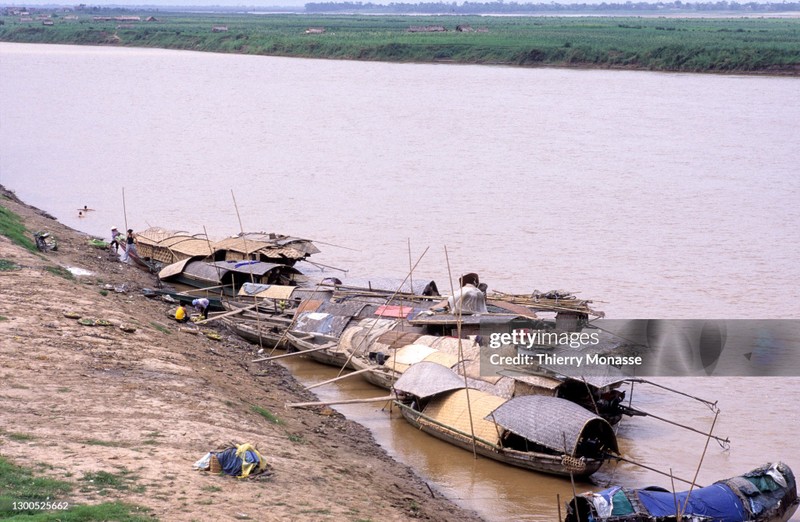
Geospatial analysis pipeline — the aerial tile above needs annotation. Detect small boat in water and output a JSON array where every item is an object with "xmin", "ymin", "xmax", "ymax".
[
  {"xmin": 392, "ymin": 361, "xmax": 619, "ymax": 478},
  {"xmin": 565, "ymin": 462, "xmax": 799, "ymax": 522}
]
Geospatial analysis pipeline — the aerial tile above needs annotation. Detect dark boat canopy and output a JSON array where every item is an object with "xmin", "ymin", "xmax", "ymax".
[
  {"xmin": 486, "ymin": 395, "xmax": 619, "ymax": 456},
  {"xmin": 566, "ymin": 462, "xmax": 798, "ymax": 522},
  {"xmin": 159, "ymin": 258, "xmax": 304, "ymax": 287},
  {"xmin": 393, "ymin": 361, "xmax": 467, "ymax": 399}
]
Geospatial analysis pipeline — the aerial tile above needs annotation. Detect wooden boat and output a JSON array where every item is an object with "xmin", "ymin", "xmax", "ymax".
[
  {"xmin": 339, "ymin": 319, "xmax": 630, "ymax": 424},
  {"xmin": 286, "ymin": 318, "xmax": 398, "ymax": 369},
  {"xmin": 159, "ymin": 258, "xmax": 306, "ymax": 296},
  {"xmin": 565, "ymin": 462, "xmax": 799, "ymax": 522},
  {"xmin": 284, "ymin": 297, "xmax": 400, "ymax": 369},
  {"xmin": 392, "ymin": 362, "xmax": 619, "ymax": 478},
  {"xmin": 118, "ymin": 241, "xmax": 158, "ymax": 273},
  {"xmin": 221, "ymin": 316, "xmax": 291, "ymax": 349},
  {"xmin": 285, "ymin": 330, "xmax": 349, "ymax": 368}
]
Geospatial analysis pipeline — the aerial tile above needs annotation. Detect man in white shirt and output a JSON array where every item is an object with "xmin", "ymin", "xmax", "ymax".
[{"xmin": 434, "ymin": 273, "xmax": 487, "ymax": 314}]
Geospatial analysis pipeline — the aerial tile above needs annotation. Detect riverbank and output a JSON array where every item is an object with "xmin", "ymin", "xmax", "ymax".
[
  {"xmin": 1, "ymin": 13, "xmax": 799, "ymax": 75},
  {"xmin": 0, "ymin": 185, "xmax": 483, "ymax": 521}
]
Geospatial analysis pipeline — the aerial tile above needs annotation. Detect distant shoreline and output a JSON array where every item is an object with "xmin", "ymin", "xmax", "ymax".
[{"xmin": 1, "ymin": 11, "xmax": 799, "ymax": 75}]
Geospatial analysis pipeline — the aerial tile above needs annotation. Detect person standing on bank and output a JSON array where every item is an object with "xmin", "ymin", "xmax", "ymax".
[
  {"xmin": 192, "ymin": 298, "xmax": 210, "ymax": 320},
  {"xmin": 121, "ymin": 229, "xmax": 137, "ymax": 263},
  {"xmin": 110, "ymin": 227, "xmax": 122, "ymax": 254}
]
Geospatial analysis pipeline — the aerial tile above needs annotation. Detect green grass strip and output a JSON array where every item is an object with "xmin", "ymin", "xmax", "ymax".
[
  {"xmin": 0, "ymin": 456, "xmax": 152, "ymax": 521},
  {"xmin": 0, "ymin": 205, "xmax": 36, "ymax": 252}
]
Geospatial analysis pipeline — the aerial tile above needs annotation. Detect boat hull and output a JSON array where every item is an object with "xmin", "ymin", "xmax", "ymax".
[
  {"xmin": 287, "ymin": 331, "xmax": 355, "ymax": 370},
  {"xmin": 396, "ymin": 401, "xmax": 603, "ymax": 478}
]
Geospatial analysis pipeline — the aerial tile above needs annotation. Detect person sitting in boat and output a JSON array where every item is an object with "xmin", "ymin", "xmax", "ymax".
[
  {"xmin": 431, "ymin": 273, "xmax": 488, "ymax": 314},
  {"xmin": 175, "ymin": 304, "xmax": 189, "ymax": 323},
  {"xmin": 110, "ymin": 227, "xmax": 122, "ymax": 254},
  {"xmin": 192, "ymin": 298, "xmax": 210, "ymax": 320}
]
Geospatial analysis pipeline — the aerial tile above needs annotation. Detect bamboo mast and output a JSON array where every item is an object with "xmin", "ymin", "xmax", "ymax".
[
  {"xmin": 335, "ymin": 246, "xmax": 430, "ymax": 378},
  {"xmin": 122, "ymin": 187, "xmax": 128, "ymax": 233},
  {"xmin": 679, "ymin": 409, "xmax": 719, "ymax": 517},
  {"xmin": 407, "ymin": 238, "xmax": 414, "ymax": 295},
  {"xmin": 230, "ymin": 191, "xmax": 266, "ymax": 350},
  {"xmin": 445, "ymin": 246, "xmax": 478, "ymax": 460}
]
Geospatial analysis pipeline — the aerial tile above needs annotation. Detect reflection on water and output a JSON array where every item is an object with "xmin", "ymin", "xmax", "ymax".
[{"xmin": 2, "ymin": 42, "xmax": 799, "ymax": 521}]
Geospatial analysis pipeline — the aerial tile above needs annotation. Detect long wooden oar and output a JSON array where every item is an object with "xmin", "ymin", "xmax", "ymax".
[
  {"xmin": 251, "ymin": 345, "xmax": 330, "ymax": 363},
  {"xmin": 286, "ymin": 395, "xmax": 395, "ymax": 408},
  {"xmin": 305, "ymin": 367, "xmax": 376, "ymax": 390},
  {"xmin": 195, "ymin": 304, "xmax": 257, "ymax": 325},
  {"xmin": 612, "ymin": 454, "xmax": 701, "ymax": 487}
]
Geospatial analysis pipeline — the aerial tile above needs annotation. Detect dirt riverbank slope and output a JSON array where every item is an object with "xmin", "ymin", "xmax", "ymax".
[{"xmin": 0, "ymin": 185, "xmax": 484, "ymax": 522}]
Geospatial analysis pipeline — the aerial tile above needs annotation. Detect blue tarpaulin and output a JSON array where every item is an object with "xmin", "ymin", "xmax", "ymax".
[{"xmin": 637, "ymin": 484, "xmax": 747, "ymax": 521}]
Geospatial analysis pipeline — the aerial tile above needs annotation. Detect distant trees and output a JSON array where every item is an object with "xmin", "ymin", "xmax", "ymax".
[{"xmin": 304, "ymin": 1, "xmax": 800, "ymax": 13}]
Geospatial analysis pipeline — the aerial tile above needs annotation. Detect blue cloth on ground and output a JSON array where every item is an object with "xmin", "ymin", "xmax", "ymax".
[{"xmin": 214, "ymin": 447, "xmax": 243, "ymax": 476}]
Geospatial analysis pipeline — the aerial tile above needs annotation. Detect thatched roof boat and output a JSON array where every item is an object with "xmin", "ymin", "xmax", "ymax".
[
  {"xmin": 393, "ymin": 362, "xmax": 619, "ymax": 478},
  {"xmin": 565, "ymin": 462, "xmax": 798, "ymax": 522},
  {"xmin": 213, "ymin": 232, "xmax": 319, "ymax": 265},
  {"xmin": 339, "ymin": 322, "xmax": 629, "ymax": 423},
  {"xmin": 158, "ymin": 259, "xmax": 306, "ymax": 296},
  {"xmin": 134, "ymin": 227, "xmax": 214, "ymax": 265}
]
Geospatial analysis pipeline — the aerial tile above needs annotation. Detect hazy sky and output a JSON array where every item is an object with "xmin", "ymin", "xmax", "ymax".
[{"xmin": 3, "ymin": 0, "xmax": 785, "ymax": 7}]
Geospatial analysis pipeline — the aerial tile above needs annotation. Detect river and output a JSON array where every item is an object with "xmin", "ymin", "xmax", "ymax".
[{"xmin": 1, "ymin": 42, "xmax": 798, "ymax": 521}]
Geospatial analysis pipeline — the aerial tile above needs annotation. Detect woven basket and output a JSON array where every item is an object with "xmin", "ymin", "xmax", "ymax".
[
  {"xmin": 561, "ymin": 455, "xmax": 587, "ymax": 473},
  {"xmin": 209, "ymin": 454, "xmax": 222, "ymax": 474}
]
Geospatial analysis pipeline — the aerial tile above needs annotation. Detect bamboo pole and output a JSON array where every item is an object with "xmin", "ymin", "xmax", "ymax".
[
  {"xmin": 335, "ymin": 246, "xmax": 430, "ymax": 377},
  {"xmin": 630, "ymin": 378, "xmax": 719, "ymax": 411},
  {"xmin": 287, "ymin": 395, "xmax": 395, "ymax": 409},
  {"xmin": 122, "ymin": 187, "xmax": 128, "ymax": 233},
  {"xmin": 178, "ymin": 284, "xmax": 228, "ymax": 294},
  {"xmin": 564, "ymin": 432, "xmax": 581, "ymax": 522},
  {"xmin": 680, "ymin": 410, "xmax": 719, "ymax": 517},
  {"xmin": 630, "ymin": 407, "xmax": 729, "ymax": 445},
  {"xmin": 407, "ymin": 238, "xmax": 414, "ymax": 295},
  {"xmin": 252, "ymin": 344, "xmax": 331, "ymax": 363},
  {"xmin": 194, "ymin": 303, "xmax": 257, "ymax": 325},
  {"xmin": 305, "ymin": 367, "xmax": 376, "ymax": 390},
  {"xmin": 202, "ymin": 224, "xmax": 225, "ymax": 293},
  {"xmin": 556, "ymin": 494, "xmax": 562, "ymax": 522},
  {"xmin": 445, "ymin": 246, "xmax": 478, "ymax": 460},
  {"xmin": 670, "ymin": 468, "xmax": 680, "ymax": 518},
  {"xmin": 612, "ymin": 454, "xmax": 700, "ymax": 487},
  {"xmin": 309, "ymin": 240, "xmax": 360, "ymax": 252},
  {"xmin": 267, "ymin": 280, "xmax": 326, "ymax": 357},
  {"xmin": 231, "ymin": 190, "xmax": 255, "ymax": 281},
  {"xmin": 303, "ymin": 259, "xmax": 349, "ymax": 274}
]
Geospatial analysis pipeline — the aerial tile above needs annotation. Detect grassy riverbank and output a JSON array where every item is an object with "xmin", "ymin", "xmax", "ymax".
[
  {"xmin": 1, "ymin": 12, "xmax": 799, "ymax": 74},
  {"xmin": 0, "ymin": 186, "xmax": 483, "ymax": 522}
]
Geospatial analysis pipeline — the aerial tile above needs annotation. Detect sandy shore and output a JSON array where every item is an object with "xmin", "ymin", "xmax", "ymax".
[{"xmin": 0, "ymin": 185, "xmax": 484, "ymax": 522}]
